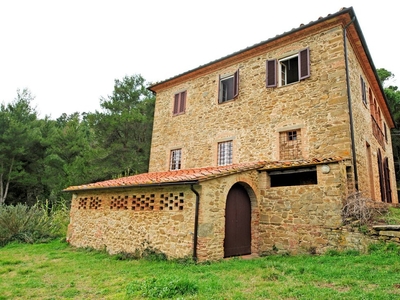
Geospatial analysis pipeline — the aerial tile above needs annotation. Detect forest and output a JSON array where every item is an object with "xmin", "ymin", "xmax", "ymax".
[
  {"xmin": 1, "ymin": 70, "xmax": 399, "ymax": 207},
  {"xmin": 0, "ymin": 74, "xmax": 154, "ymax": 206}
]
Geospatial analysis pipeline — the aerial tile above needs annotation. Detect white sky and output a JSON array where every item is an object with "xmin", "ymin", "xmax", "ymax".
[{"xmin": 0, "ymin": 0, "xmax": 398, "ymax": 119}]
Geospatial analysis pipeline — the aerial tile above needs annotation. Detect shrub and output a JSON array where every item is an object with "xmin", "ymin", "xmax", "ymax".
[
  {"xmin": 342, "ymin": 192, "xmax": 379, "ymax": 226},
  {"xmin": 0, "ymin": 200, "xmax": 69, "ymax": 246},
  {"xmin": 126, "ymin": 276, "xmax": 198, "ymax": 298}
]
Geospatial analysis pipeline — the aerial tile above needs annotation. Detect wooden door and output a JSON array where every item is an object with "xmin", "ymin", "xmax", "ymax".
[{"xmin": 224, "ymin": 184, "xmax": 251, "ymax": 257}]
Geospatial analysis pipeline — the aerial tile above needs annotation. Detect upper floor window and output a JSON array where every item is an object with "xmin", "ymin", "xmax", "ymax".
[
  {"xmin": 279, "ymin": 129, "xmax": 302, "ymax": 160},
  {"xmin": 170, "ymin": 149, "xmax": 182, "ymax": 170},
  {"xmin": 173, "ymin": 91, "xmax": 186, "ymax": 115},
  {"xmin": 218, "ymin": 70, "xmax": 239, "ymax": 103},
  {"xmin": 360, "ymin": 76, "xmax": 367, "ymax": 106},
  {"xmin": 217, "ymin": 141, "xmax": 233, "ymax": 166},
  {"xmin": 266, "ymin": 48, "xmax": 310, "ymax": 87}
]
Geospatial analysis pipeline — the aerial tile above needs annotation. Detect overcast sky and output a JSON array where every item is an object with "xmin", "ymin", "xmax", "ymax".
[{"xmin": 0, "ymin": 0, "xmax": 398, "ymax": 119}]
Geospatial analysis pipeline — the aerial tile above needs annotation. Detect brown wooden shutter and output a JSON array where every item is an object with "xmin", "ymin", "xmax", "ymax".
[
  {"xmin": 299, "ymin": 48, "xmax": 310, "ymax": 80},
  {"xmin": 218, "ymin": 75, "xmax": 222, "ymax": 103},
  {"xmin": 266, "ymin": 59, "xmax": 277, "ymax": 87},
  {"xmin": 173, "ymin": 93, "xmax": 179, "ymax": 114},
  {"xmin": 360, "ymin": 76, "xmax": 367, "ymax": 104},
  {"xmin": 179, "ymin": 91, "xmax": 186, "ymax": 113},
  {"xmin": 384, "ymin": 158, "xmax": 392, "ymax": 203},
  {"xmin": 233, "ymin": 70, "xmax": 239, "ymax": 98}
]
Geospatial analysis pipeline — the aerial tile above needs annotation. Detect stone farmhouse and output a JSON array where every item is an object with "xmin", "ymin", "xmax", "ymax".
[{"xmin": 65, "ymin": 7, "xmax": 398, "ymax": 261}]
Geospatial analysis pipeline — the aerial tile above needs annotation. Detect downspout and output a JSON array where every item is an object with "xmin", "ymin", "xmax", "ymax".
[
  {"xmin": 190, "ymin": 184, "xmax": 200, "ymax": 261},
  {"xmin": 343, "ymin": 16, "xmax": 359, "ymax": 191}
]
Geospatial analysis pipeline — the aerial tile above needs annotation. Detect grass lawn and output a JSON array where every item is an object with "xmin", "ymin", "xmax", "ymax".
[{"xmin": 1, "ymin": 240, "xmax": 400, "ymax": 299}]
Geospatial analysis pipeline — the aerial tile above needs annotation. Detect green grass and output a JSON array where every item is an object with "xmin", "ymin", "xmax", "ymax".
[
  {"xmin": 383, "ymin": 207, "xmax": 400, "ymax": 225},
  {"xmin": 1, "ymin": 240, "xmax": 400, "ymax": 299}
]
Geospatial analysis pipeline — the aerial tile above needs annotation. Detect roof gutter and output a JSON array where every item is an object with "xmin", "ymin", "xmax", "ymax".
[
  {"xmin": 63, "ymin": 180, "xmax": 199, "ymax": 193},
  {"xmin": 343, "ymin": 16, "xmax": 359, "ymax": 191},
  {"xmin": 190, "ymin": 184, "xmax": 200, "ymax": 262}
]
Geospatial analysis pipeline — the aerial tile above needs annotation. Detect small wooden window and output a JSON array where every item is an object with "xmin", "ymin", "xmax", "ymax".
[
  {"xmin": 173, "ymin": 91, "xmax": 186, "ymax": 115},
  {"xmin": 218, "ymin": 70, "xmax": 239, "ymax": 103},
  {"xmin": 266, "ymin": 48, "xmax": 310, "ymax": 87}
]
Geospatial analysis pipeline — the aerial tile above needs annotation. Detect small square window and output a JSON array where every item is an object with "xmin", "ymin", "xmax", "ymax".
[
  {"xmin": 218, "ymin": 141, "xmax": 233, "ymax": 166},
  {"xmin": 170, "ymin": 149, "xmax": 182, "ymax": 170},
  {"xmin": 288, "ymin": 131, "xmax": 297, "ymax": 141},
  {"xmin": 280, "ymin": 130, "xmax": 302, "ymax": 160}
]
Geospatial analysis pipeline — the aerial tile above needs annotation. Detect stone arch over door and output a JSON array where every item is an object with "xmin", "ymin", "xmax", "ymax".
[{"xmin": 224, "ymin": 183, "xmax": 253, "ymax": 257}]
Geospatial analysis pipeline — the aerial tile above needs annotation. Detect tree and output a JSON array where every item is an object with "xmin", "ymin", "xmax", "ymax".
[
  {"xmin": 87, "ymin": 74, "xmax": 155, "ymax": 179},
  {"xmin": 0, "ymin": 89, "xmax": 41, "ymax": 204}
]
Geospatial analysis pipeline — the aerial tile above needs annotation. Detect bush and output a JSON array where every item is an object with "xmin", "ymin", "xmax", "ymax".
[
  {"xmin": 342, "ymin": 192, "xmax": 378, "ymax": 226},
  {"xmin": 126, "ymin": 276, "xmax": 198, "ymax": 298},
  {"xmin": 0, "ymin": 200, "xmax": 69, "ymax": 246}
]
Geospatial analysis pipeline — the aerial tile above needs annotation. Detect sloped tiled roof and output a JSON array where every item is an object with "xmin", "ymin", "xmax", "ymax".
[{"xmin": 64, "ymin": 157, "xmax": 347, "ymax": 192}]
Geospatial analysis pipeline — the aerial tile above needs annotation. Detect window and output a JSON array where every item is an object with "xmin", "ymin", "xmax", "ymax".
[
  {"xmin": 219, "ymin": 70, "xmax": 239, "ymax": 103},
  {"xmin": 384, "ymin": 123, "xmax": 388, "ymax": 142},
  {"xmin": 279, "ymin": 130, "xmax": 302, "ymax": 160},
  {"xmin": 269, "ymin": 167, "xmax": 317, "ymax": 187},
  {"xmin": 173, "ymin": 91, "xmax": 186, "ymax": 115},
  {"xmin": 217, "ymin": 141, "xmax": 233, "ymax": 166},
  {"xmin": 360, "ymin": 76, "xmax": 367, "ymax": 105},
  {"xmin": 266, "ymin": 48, "xmax": 310, "ymax": 87},
  {"xmin": 170, "ymin": 149, "xmax": 182, "ymax": 170}
]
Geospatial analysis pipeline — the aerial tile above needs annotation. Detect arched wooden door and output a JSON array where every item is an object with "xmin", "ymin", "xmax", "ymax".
[{"xmin": 224, "ymin": 183, "xmax": 251, "ymax": 257}]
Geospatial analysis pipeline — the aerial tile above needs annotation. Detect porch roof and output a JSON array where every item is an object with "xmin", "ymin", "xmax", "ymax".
[{"xmin": 63, "ymin": 157, "xmax": 346, "ymax": 192}]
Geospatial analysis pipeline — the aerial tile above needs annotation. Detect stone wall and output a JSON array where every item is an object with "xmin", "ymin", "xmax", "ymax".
[
  {"xmin": 149, "ymin": 25, "xmax": 351, "ymax": 172},
  {"xmin": 67, "ymin": 185, "xmax": 197, "ymax": 259},
  {"xmin": 345, "ymin": 35, "xmax": 397, "ymax": 202},
  {"xmin": 258, "ymin": 162, "xmax": 348, "ymax": 254}
]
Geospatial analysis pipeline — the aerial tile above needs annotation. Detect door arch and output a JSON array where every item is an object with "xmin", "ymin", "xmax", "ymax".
[{"xmin": 224, "ymin": 183, "xmax": 251, "ymax": 257}]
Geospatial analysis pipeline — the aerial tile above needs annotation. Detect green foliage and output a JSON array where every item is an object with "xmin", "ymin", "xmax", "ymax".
[
  {"xmin": 0, "ymin": 89, "xmax": 42, "ymax": 205},
  {"xmin": 0, "ymin": 201, "xmax": 69, "ymax": 246},
  {"xmin": 0, "ymin": 74, "xmax": 155, "ymax": 205},
  {"xmin": 368, "ymin": 241, "xmax": 400, "ymax": 254},
  {"xmin": 126, "ymin": 276, "xmax": 198, "ymax": 299},
  {"xmin": 87, "ymin": 74, "xmax": 155, "ymax": 179},
  {"xmin": 383, "ymin": 206, "xmax": 400, "ymax": 224}
]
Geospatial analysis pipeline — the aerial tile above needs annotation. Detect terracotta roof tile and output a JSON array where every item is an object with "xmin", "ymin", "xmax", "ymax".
[{"xmin": 63, "ymin": 157, "xmax": 348, "ymax": 192}]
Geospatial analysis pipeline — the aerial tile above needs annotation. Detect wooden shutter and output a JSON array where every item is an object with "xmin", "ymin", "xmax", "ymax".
[
  {"xmin": 266, "ymin": 59, "xmax": 277, "ymax": 87},
  {"xmin": 179, "ymin": 91, "xmax": 186, "ymax": 113},
  {"xmin": 360, "ymin": 76, "xmax": 367, "ymax": 105},
  {"xmin": 218, "ymin": 75, "xmax": 222, "ymax": 103},
  {"xmin": 299, "ymin": 48, "xmax": 310, "ymax": 80},
  {"xmin": 233, "ymin": 69, "xmax": 239, "ymax": 98},
  {"xmin": 384, "ymin": 158, "xmax": 392, "ymax": 203},
  {"xmin": 173, "ymin": 93, "xmax": 180, "ymax": 114},
  {"xmin": 377, "ymin": 150, "xmax": 385, "ymax": 202}
]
